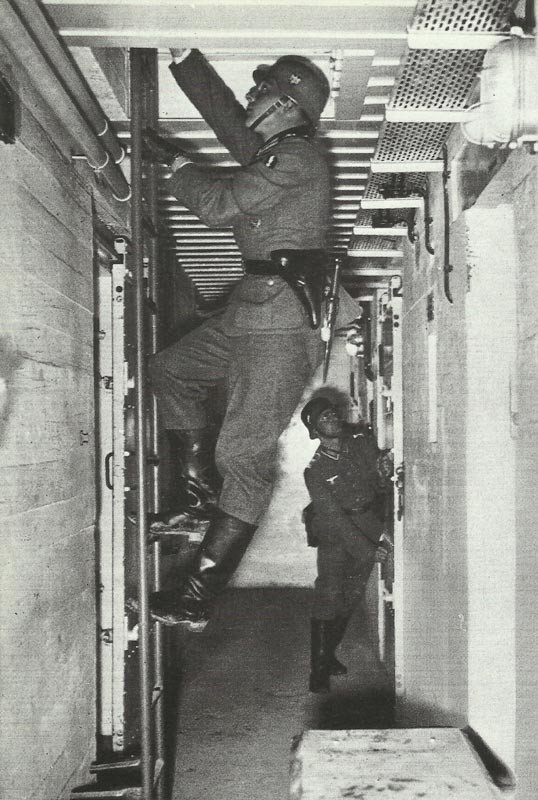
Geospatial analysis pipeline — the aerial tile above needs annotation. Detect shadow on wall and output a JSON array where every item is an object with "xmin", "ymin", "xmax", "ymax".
[{"xmin": 0, "ymin": 336, "xmax": 22, "ymax": 445}]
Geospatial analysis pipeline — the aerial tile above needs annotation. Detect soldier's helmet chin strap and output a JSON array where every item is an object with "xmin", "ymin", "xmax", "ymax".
[{"xmin": 247, "ymin": 94, "xmax": 295, "ymax": 131}]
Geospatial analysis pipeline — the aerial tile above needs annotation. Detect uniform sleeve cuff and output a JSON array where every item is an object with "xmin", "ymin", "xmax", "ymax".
[
  {"xmin": 171, "ymin": 158, "xmax": 194, "ymax": 172},
  {"xmin": 171, "ymin": 49, "xmax": 192, "ymax": 64}
]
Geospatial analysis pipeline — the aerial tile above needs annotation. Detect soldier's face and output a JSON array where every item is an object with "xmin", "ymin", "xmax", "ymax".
[
  {"xmin": 314, "ymin": 406, "xmax": 343, "ymax": 438},
  {"xmin": 244, "ymin": 79, "xmax": 282, "ymax": 126}
]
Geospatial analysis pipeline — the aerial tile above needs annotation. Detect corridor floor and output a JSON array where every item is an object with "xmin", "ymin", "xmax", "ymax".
[{"xmin": 163, "ymin": 587, "xmax": 395, "ymax": 800}]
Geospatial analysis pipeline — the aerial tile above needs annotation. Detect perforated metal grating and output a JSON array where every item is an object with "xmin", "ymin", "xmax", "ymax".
[
  {"xmin": 412, "ymin": 0, "xmax": 513, "ymax": 33},
  {"xmin": 391, "ymin": 49, "xmax": 485, "ymax": 109},
  {"xmin": 373, "ymin": 122, "xmax": 451, "ymax": 163},
  {"xmin": 363, "ymin": 171, "xmax": 428, "ymax": 200},
  {"xmin": 352, "ymin": 212, "xmax": 410, "ymax": 231},
  {"xmin": 360, "ymin": 1, "xmax": 516, "ymax": 219},
  {"xmin": 347, "ymin": 236, "xmax": 401, "ymax": 250}
]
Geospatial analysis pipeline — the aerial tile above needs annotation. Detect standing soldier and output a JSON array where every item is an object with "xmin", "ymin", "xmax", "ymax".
[
  {"xmin": 301, "ymin": 396, "xmax": 391, "ymax": 693},
  {"xmin": 142, "ymin": 48, "xmax": 331, "ymax": 629}
]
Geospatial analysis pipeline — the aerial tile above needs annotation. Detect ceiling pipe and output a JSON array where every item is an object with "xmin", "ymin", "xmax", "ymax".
[{"xmin": 2, "ymin": 0, "xmax": 129, "ymax": 201}]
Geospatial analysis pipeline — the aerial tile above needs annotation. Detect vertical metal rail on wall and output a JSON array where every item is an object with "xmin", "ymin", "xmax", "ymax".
[
  {"xmin": 130, "ymin": 48, "xmax": 160, "ymax": 800},
  {"xmin": 389, "ymin": 276, "xmax": 404, "ymax": 701},
  {"xmin": 144, "ymin": 48, "xmax": 166, "ymax": 800}
]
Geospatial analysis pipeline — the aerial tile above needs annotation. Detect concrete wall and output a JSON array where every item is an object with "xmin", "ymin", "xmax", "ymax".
[
  {"xmin": 399, "ymin": 181, "xmax": 469, "ymax": 728},
  {"xmin": 0, "ymin": 41, "xmax": 127, "ymax": 800},
  {"xmin": 503, "ymin": 156, "xmax": 538, "ymax": 799},
  {"xmin": 400, "ymin": 140, "xmax": 538, "ymax": 797}
]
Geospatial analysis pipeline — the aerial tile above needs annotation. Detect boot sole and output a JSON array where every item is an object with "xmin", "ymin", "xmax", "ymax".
[
  {"xmin": 151, "ymin": 613, "xmax": 208, "ymax": 631},
  {"xmin": 126, "ymin": 597, "xmax": 208, "ymax": 631}
]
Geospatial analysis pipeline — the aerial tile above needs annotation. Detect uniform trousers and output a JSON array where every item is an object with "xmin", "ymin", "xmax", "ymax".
[
  {"xmin": 149, "ymin": 308, "xmax": 321, "ymax": 525},
  {"xmin": 313, "ymin": 534, "xmax": 377, "ymax": 620}
]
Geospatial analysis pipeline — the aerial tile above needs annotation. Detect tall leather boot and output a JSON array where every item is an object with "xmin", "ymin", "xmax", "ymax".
[
  {"xmin": 170, "ymin": 428, "xmax": 219, "ymax": 512},
  {"xmin": 149, "ymin": 428, "xmax": 218, "ymax": 531},
  {"xmin": 328, "ymin": 614, "xmax": 351, "ymax": 676},
  {"xmin": 309, "ymin": 619, "xmax": 331, "ymax": 693},
  {"xmin": 148, "ymin": 511, "xmax": 257, "ymax": 628}
]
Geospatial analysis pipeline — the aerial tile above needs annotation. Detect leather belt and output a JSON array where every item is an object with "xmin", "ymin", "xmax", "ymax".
[
  {"xmin": 244, "ymin": 260, "xmax": 280, "ymax": 276},
  {"xmin": 244, "ymin": 250, "xmax": 327, "ymax": 329}
]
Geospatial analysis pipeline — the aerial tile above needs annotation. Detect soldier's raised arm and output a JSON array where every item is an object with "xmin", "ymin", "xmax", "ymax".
[{"xmin": 169, "ymin": 48, "xmax": 261, "ymax": 166}]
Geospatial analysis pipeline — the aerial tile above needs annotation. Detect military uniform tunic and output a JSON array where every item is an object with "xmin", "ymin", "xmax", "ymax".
[
  {"xmin": 304, "ymin": 430, "xmax": 386, "ymax": 619},
  {"xmin": 149, "ymin": 49, "xmax": 331, "ymax": 524}
]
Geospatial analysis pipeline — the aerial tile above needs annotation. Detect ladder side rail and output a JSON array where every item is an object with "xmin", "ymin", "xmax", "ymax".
[
  {"xmin": 143, "ymin": 47, "xmax": 166, "ymax": 800},
  {"xmin": 130, "ymin": 47, "xmax": 154, "ymax": 800}
]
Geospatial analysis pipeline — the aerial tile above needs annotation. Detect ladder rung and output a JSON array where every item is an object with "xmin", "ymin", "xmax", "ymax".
[
  {"xmin": 70, "ymin": 785, "xmax": 142, "ymax": 799},
  {"xmin": 90, "ymin": 758, "xmax": 141, "ymax": 774}
]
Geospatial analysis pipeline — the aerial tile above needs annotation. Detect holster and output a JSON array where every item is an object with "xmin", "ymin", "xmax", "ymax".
[
  {"xmin": 302, "ymin": 502, "xmax": 319, "ymax": 548},
  {"xmin": 270, "ymin": 249, "xmax": 327, "ymax": 329}
]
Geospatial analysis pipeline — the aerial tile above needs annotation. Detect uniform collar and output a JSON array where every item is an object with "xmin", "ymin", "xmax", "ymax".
[
  {"xmin": 255, "ymin": 125, "xmax": 312, "ymax": 159},
  {"xmin": 319, "ymin": 438, "xmax": 344, "ymax": 461}
]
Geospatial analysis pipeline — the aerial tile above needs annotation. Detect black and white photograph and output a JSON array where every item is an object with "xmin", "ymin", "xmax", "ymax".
[{"xmin": 1, "ymin": 0, "xmax": 537, "ymax": 798}]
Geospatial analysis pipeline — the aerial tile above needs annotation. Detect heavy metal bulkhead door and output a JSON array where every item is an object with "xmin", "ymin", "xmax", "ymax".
[
  {"xmin": 95, "ymin": 237, "xmax": 140, "ymax": 755},
  {"xmin": 81, "ymin": 231, "xmax": 165, "ymax": 800},
  {"xmin": 74, "ymin": 49, "xmax": 165, "ymax": 800},
  {"xmin": 371, "ymin": 278, "xmax": 404, "ymax": 696}
]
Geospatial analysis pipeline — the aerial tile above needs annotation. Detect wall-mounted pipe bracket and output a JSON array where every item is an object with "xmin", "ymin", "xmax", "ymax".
[
  {"xmin": 442, "ymin": 144, "xmax": 454, "ymax": 304},
  {"xmin": 509, "ymin": 0, "xmax": 536, "ymax": 35},
  {"xmin": 72, "ymin": 150, "xmax": 110, "ymax": 172},
  {"xmin": 112, "ymin": 188, "xmax": 132, "ymax": 203},
  {"xmin": 418, "ymin": 184, "xmax": 435, "ymax": 255}
]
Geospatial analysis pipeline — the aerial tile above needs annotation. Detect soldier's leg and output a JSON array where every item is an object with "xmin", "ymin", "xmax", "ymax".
[
  {"xmin": 147, "ymin": 313, "xmax": 230, "ymax": 524},
  {"xmin": 340, "ymin": 551, "xmax": 377, "ymax": 644},
  {"xmin": 149, "ymin": 330, "xmax": 315, "ymax": 628},
  {"xmin": 147, "ymin": 509, "xmax": 257, "ymax": 628},
  {"xmin": 216, "ymin": 330, "xmax": 315, "ymax": 524},
  {"xmin": 310, "ymin": 540, "xmax": 347, "ymax": 692},
  {"xmin": 343, "ymin": 551, "xmax": 377, "ymax": 611}
]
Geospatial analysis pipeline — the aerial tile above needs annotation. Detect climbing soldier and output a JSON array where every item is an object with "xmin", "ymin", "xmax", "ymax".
[
  {"xmin": 301, "ymin": 396, "xmax": 392, "ymax": 693},
  {"xmin": 140, "ymin": 48, "xmax": 331, "ymax": 629}
]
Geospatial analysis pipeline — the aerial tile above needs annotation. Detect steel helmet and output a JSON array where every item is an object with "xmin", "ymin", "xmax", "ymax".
[
  {"xmin": 301, "ymin": 396, "xmax": 336, "ymax": 439},
  {"xmin": 252, "ymin": 56, "xmax": 330, "ymax": 125}
]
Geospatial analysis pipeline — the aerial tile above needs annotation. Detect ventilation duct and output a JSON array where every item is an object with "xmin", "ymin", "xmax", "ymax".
[{"xmin": 461, "ymin": 36, "xmax": 538, "ymax": 151}]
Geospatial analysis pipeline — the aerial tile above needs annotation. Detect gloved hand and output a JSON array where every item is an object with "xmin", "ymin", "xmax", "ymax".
[
  {"xmin": 374, "ymin": 544, "xmax": 389, "ymax": 563},
  {"xmin": 375, "ymin": 530, "xmax": 393, "ymax": 563},
  {"xmin": 374, "ymin": 546, "xmax": 387, "ymax": 564},
  {"xmin": 170, "ymin": 48, "xmax": 189, "ymax": 61},
  {"xmin": 376, "ymin": 450, "xmax": 394, "ymax": 479},
  {"xmin": 142, "ymin": 128, "xmax": 189, "ymax": 165}
]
